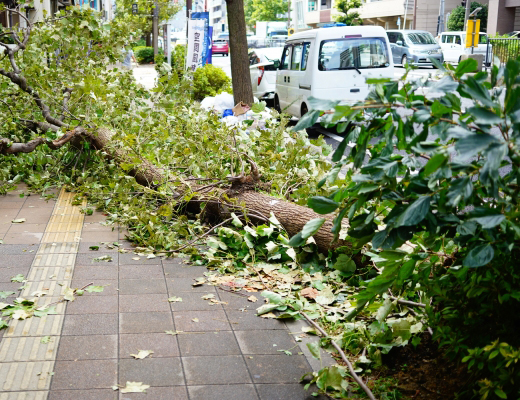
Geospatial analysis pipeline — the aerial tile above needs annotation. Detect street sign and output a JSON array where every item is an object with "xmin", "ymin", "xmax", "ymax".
[
  {"xmin": 131, "ymin": 3, "xmax": 137, "ymax": 14},
  {"xmin": 465, "ymin": 19, "xmax": 480, "ymax": 48}
]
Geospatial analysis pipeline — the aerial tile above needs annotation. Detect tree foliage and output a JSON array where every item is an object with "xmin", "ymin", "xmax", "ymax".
[
  {"xmin": 244, "ymin": 0, "xmax": 288, "ymax": 30},
  {"xmin": 447, "ymin": 2, "xmax": 488, "ymax": 32},
  {"xmin": 334, "ymin": 0, "xmax": 362, "ymax": 26},
  {"xmin": 114, "ymin": 0, "xmax": 182, "ymax": 35}
]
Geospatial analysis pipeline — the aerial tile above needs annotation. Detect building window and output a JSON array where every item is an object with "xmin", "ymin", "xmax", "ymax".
[{"xmin": 308, "ymin": 0, "xmax": 316, "ymax": 11}]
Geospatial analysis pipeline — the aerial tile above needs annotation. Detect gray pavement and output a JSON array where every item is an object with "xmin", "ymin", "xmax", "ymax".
[{"xmin": 0, "ymin": 184, "xmax": 332, "ymax": 399}]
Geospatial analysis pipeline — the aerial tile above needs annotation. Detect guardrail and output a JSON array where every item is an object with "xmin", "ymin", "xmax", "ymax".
[
  {"xmin": 247, "ymin": 38, "xmax": 286, "ymax": 49},
  {"xmin": 486, "ymin": 37, "xmax": 520, "ymax": 67}
]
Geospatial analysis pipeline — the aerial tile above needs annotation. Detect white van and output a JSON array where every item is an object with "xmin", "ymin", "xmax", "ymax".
[
  {"xmin": 439, "ymin": 31, "xmax": 491, "ymax": 64},
  {"xmin": 274, "ymin": 26, "xmax": 394, "ymax": 118}
]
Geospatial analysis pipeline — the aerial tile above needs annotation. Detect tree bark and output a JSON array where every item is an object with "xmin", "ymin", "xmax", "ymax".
[{"xmin": 225, "ymin": 0, "xmax": 254, "ymax": 106}]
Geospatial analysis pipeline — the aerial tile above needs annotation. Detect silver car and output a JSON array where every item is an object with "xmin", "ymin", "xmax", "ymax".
[{"xmin": 386, "ymin": 30, "xmax": 443, "ymax": 68}]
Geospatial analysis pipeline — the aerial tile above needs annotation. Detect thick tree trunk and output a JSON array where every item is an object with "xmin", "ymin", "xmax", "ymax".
[
  {"xmin": 145, "ymin": 32, "xmax": 152, "ymax": 47},
  {"xmin": 225, "ymin": 0, "xmax": 254, "ymax": 106}
]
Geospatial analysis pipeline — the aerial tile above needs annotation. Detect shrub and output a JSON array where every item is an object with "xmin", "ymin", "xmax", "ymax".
[
  {"xmin": 133, "ymin": 46, "xmax": 163, "ymax": 64},
  {"xmin": 192, "ymin": 64, "xmax": 232, "ymax": 101}
]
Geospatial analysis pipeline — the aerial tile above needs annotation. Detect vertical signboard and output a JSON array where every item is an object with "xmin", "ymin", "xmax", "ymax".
[
  {"xmin": 164, "ymin": 23, "xmax": 172, "ymax": 65},
  {"xmin": 206, "ymin": 26, "xmax": 213, "ymax": 65},
  {"xmin": 191, "ymin": 12, "xmax": 210, "ymax": 65},
  {"xmin": 186, "ymin": 19, "xmax": 206, "ymax": 71}
]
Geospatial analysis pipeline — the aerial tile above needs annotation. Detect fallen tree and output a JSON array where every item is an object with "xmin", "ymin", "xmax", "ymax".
[{"xmin": 0, "ymin": 7, "xmax": 343, "ymax": 253}]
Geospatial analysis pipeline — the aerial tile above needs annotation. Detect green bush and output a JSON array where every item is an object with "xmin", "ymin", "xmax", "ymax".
[
  {"xmin": 133, "ymin": 46, "xmax": 163, "ymax": 64},
  {"xmin": 192, "ymin": 64, "xmax": 232, "ymax": 101},
  {"xmin": 154, "ymin": 53, "xmax": 165, "ymax": 65}
]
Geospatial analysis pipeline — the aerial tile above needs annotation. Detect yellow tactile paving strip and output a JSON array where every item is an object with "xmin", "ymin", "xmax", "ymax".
[{"xmin": 0, "ymin": 188, "xmax": 85, "ymax": 397}]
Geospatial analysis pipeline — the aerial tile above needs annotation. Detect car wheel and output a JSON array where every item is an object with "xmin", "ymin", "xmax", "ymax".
[
  {"xmin": 402, "ymin": 54, "xmax": 408, "ymax": 66},
  {"xmin": 274, "ymin": 95, "xmax": 281, "ymax": 113},
  {"xmin": 301, "ymin": 103, "xmax": 308, "ymax": 117}
]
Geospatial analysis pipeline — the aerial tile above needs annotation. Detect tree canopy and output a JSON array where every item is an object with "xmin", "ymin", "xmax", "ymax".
[
  {"xmin": 244, "ymin": 0, "xmax": 288, "ymax": 30},
  {"xmin": 334, "ymin": 0, "xmax": 362, "ymax": 26},
  {"xmin": 114, "ymin": 0, "xmax": 182, "ymax": 34},
  {"xmin": 447, "ymin": 1, "xmax": 488, "ymax": 32}
]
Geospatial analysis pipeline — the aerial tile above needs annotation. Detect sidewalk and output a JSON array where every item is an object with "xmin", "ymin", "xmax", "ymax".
[
  {"xmin": 132, "ymin": 65, "xmax": 157, "ymax": 90},
  {"xmin": 0, "ymin": 185, "xmax": 332, "ymax": 399}
]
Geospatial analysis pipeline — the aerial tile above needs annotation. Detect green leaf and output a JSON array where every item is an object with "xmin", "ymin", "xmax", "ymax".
[
  {"xmin": 307, "ymin": 196, "xmax": 339, "ymax": 215},
  {"xmin": 454, "ymin": 58, "xmax": 477, "ymax": 77},
  {"xmin": 85, "ymin": 285, "xmax": 105, "ymax": 293},
  {"xmin": 261, "ymin": 290, "xmax": 282, "ymax": 305},
  {"xmin": 89, "ymin": 245, "xmax": 99, "ymax": 251},
  {"xmin": 455, "ymin": 133, "xmax": 497, "ymax": 160},
  {"xmin": 292, "ymin": 110, "xmax": 320, "ymax": 131},
  {"xmin": 428, "ymin": 76, "xmax": 458, "ymax": 93},
  {"xmin": 307, "ymin": 97, "xmax": 339, "ymax": 111},
  {"xmin": 251, "ymin": 101, "xmax": 266, "ymax": 113},
  {"xmin": 468, "ymin": 208, "xmax": 505, "ymax": 229},
  {"xmin": 301, "ymin": 218, "xmax": 326, "ymax": 239},
  {"xmin": 0, "ymin": 291, "xmax": 16, "ymax": 299},
  {"xmin": 463, "ymin": 244, "xmax": 495, "ymax": 267},
  {"xmin": 333, "ymin": 254, "xmax": 356, "ymax": 274},
  {"xmin": 288, "ymin": 232, "xmax": 306, "ymax": 247},
  {"xmin": 307, "ymin": 342, "xmax": 321, "ymax": 360},
  {"xmin": 394, "ymin": 196, "xmax": 430, "ymax": 227},
  {"xmin": 11, "ymin": 274, "xmax": 25, "ymax": 283},
  {"xmin": 332, "ymin": 136, "xmax": 349, "ymax": 162},
  {"xmin": 494, "ymin": 389, "xmax": 508, "ymax": 399},
  {"xmin": 423, "ymin": 153, "xmax": 447, "ymax": 176},
  {"xmin": 230, "ymin": 213, "xmax": 243, "ymax": 227},
  {"xmin": 447, "ymin": 177, "xmax": 473, "ymax": 207},
  {"xmin": 467, "ymin": 107, "xmax": 503, "ymax": 125}
]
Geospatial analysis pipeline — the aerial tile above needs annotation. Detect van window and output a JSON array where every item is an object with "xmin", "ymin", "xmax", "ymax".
[
  {"xmin": 478, "ymin": 34, "xmax": 488, "ymax": 44},
  {"xmin": 441, "ymin": 35, "xmax": 450, "ymax": 43},
  {"xmin": 280, "ymin": 45, "xmax": 292, "ymax": 70},
  {"xmin": 291, "ymin": 44, "xmax": 303, "ymax": 70},
  {"xmin": 301, "ymin": 42, "xmax": 311, "ymax": 70},
  {"xmin": 318, "ymin": 38, "xmax": 389, "ymax": 71},
  {"xmin": 407, "ymin": 32, "xmax": 436, "ymax": 45}
]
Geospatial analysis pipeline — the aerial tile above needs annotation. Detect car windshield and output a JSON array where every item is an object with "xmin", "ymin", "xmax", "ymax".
[
  {"xmin": 318, "ymin": 37, "xmax": 389, "ymax": 71},
  {"xmin": 214, "ymin": 40, "xmax": 227, "ymax": 44},
  {"xmin": 407, "ymin": 32, "xmax": 436, "ymax": 45}
]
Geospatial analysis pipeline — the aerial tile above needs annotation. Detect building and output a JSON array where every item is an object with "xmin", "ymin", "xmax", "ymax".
[
  {"xmin": 209, "ymin": 0, "xmax": 227, "ymax": 35},
  {"xmin": 488, "ymin": 0, "xmax": 520, "ymax": 34}
]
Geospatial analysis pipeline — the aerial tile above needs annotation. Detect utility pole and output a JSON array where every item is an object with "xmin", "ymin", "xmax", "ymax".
[
  {"xmin": 404, "ymin": 0, "xmax": 409, "ymax": 29},
  {"xmin": 153, "ymin": 2, "xmax": 159, "ymax": 57},
  {"xmin": 186, "ymin": 0, "xmax": 192, "ymax": 39},
  {"xmin": 438, "ymin": 0, "xmax": 445, "ymax": 34},
  {"xmin": 287, "ymin": 0, "xmax": 291, "ymax": 30},
  {"xmin": 412, "ymin": 0, "xmax": 417, "ymax": 29},
  {"xmin": 464, "ymin": 0, "xmax": 471, "ymax": 30}
]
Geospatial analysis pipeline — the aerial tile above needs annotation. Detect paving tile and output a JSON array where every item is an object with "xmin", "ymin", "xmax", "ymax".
[
  {"xmin": 119, "ymin": 312, "xmax": 174, "ymax": 334},
  {"xmin": 225, "ymin": 309, "xmax": 287, "ymax": 330},
  {"xmin": 8, "ymin": 223, "xmax": 48, "ymax": 234},
  {"xmin": 49, "ymin": 389, "xmax": 118, "ymax": 400},
  {"xmin": 119, "ymin": 294, "xmax": 170, "ymax": 313},
  {"xmin": 83, "ymin": 212, "xmax": 110, "ymax": 223},
  {"xmin": 118, "ymin": 279, "xmax": 167, "ymax": 295},
  {"xmin": 0, "ymin": 254, "xmax": 35, "ymax": 268},
  {"xmin": 0, "ymin": 361, "xmax": 54, "ymax": 391},
  {"xmin": 246, "ymin": 355, "xmax": 311, "ymax": 384},
  {"xmin": 62, "ymin": 314, "xmax": 118, "ymax": 336},
  {"xmin": 41, "ymin": 231, "xmax": 81, "ymax": 243},
  {"xmin": 65, "ymin": 295, "xmax": 118, "ymax": 314},
  {"xmin": 162, "ymin": 263, "xmax": 208, "ymax": 277},
  {"xmin": 119, "ymin": 333, "xmax": 179, "ymax": 358},
  {"xmin": 38, "ymin": 242, "xmax": 79, "ymax": 255},
  {"xmin": 173, "ymin": 310, "xmax": 231, "ymax": 332},
  {"xmin": 217, "ymin": 290, "xmax": 261, "ymax": 309},
  {"xmin": 256, "ymin": 384, "xmax": 328, "ymax": 400},
  {"xmin": 4, "ymin": 315, "xmax": 63, "ymax": 337},
  {"xmin": 72, "ymin": 265, "xmax": 119, "ymax": 280},
  {"xmin": 23, "ymin": 197, "xmax": 57, "ymax": 207},
  {"xmin": 119, "ymin": 386, "xmax": 188, "ymax": 400},
  {"xmin": 1, "ymin": 232, "xmax": 43, "ymax": 244},
  {"xmin": 119, "ymin": 357, "xmax": 185, "ymax": 386},
  {"xmin": 0, "ymin": 210, "xmax": 22, "ymax": 221},
  {"xmin": 166, "ymin": 277, "xmax": 216, "ymax": 293},
  {"xmin": 188, "ymin": 384, "xmax": 259, "ymax": 400},
  {"xmin": 75, "ymin": 252, "xmax": 119, "ymax": 265},
  {"xmin": 119, "ymin": 253, "xmax": 163, "ymax": 265},
  {"xmin": 56, "ymin": 335, "xmax": 118, "ymax": 360},
  {"xmin": 235, "ymin": 330, "xmax": 298, "ymax": 355},
  {"xmin": 0, "ymin": 224, "xmax": 10, "ymax": 234},
  {"xmin": 170, "ymin": 291, "xmax": 225, "ymax": 312},
  {"xmin": 71, "ymin": 279, "xmax": 119, "ymax": 296},
  {"xmin": 118, "ymin": 265, "xmax": 164, "ymax": 279},
  {"xmin": 80, "ymin": 231, "xmax": 119, "ymax": 242},
  {"xmin": 0, "ymin": 202, "xmax": 24, "ymax": 209},
  {"xmin": 15, "ymin": 208, "xmax": 53, "ymax": 223},
  {"xmin": 0, "ymin": 336, "xmax": 59, "ymax": 361},
  {"xmin": 0, "ymin": 267, "xmax": 30, "ymax": 282},
  {"xmin": 82, "ymin": 222, "xmax": 118, "ymax": 232},
  {"xmin": 51, "ymin": 359, "xmax": 118, "ymax": 390},
  {"xmin": 178, "ymin": 331, "xmax": 240, "ymax": 356},
  {"xmin": 32, "ymin": 253, "xmax": 76, "ymax": 268},
  {"xmin": 183, "ymin": 355, "xmax": 251, "ymax": 385},
  {"xmin": 0, "ymin": 281, "xmax": 24, "ymax": 294}
]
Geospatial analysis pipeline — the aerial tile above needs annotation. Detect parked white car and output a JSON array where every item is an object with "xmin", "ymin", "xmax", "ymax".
[
  {"xmin": 274, "ymin": 25, "xmax": 394, "ymax": 118},
  {"xmin": 439, "ymin": 31, "xmax": 492, "ymax": 64},
  {"xmin": 248, "ymin": 47, "xmax": 284, "ymax": 103}
]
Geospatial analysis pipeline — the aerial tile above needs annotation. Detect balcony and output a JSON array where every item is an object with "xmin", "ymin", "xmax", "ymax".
[{"xmin": 357, "ymin": 0, "xmax": 410, "ymax": 19}]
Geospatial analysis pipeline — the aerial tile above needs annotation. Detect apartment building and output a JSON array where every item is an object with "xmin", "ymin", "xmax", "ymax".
[
  {"xmin": 488, "ymin": 0, "xmax": 520, "ymax": 34},
  {"xmin": 208, "ymin": 0, "xmax": 227, "ymax": 35}
]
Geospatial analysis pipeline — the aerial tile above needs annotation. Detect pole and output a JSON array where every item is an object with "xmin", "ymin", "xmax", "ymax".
[
  {"xmin": 153, "ymin": 2, "xmax": 158, "ymax": 57},
  {"xmin": 471, "ymin": 14, "xmax": 476, "ymax": 54},
  {"xmin": 464, "ymin": 0, "xmax": 471, "ymax": 30},
  {"xmin": 287, "ymin": 0, "xmax": 291, "ymax": 30},
  {"xmin": 404, "ymin": 0, "xmax": 408, "ymax": 29},
  {"xmin": 412, "ymin": 0, "xmax": 417, "ymax": 29},
  {"xmin": 186, "ymin": 0, "xmax": 192, "ymax": 39},
  {"xmin": 438, "ymin": 0, "xmax": 445, "ymax": 33}
]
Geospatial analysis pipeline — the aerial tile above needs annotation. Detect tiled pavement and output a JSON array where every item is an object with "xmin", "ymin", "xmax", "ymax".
[{"xmin": 0, "ymin": 185, "xmax": 333, "ymax": 399}]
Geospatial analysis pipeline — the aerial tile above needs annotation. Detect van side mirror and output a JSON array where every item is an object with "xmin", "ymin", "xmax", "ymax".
[
  {"xmin": 396, "ymin": 40, "xmax": 403, "ymax": 46},
  {"xmin": 274, "ymin": 60, "xmax": 280, "ymax": 69}
]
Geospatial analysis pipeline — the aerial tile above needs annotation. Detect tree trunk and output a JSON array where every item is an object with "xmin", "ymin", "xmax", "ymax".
[
  {"xmin": 225, "ymin": 0, "xmax": 254, "ymax": 106},
  {"xmin": 145, "ymin": 32, "xmax": 152, "ymax": 47}
]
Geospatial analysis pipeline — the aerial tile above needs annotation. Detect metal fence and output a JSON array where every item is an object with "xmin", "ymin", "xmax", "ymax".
[
  {"xmin": 486, "ymin": 37, "xmax": 520, "ymax": 67},
  {"xmin": 247, "ymin": 38, "xmax": 286, "ymax": 49}
]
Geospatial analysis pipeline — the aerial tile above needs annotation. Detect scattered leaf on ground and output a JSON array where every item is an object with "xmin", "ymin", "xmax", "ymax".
[
  {"xmin": 41, "ymin": 336, "xmax": 51, "ymax": 344},
  {"xmin": 165, "ymin": 330, "xmax": 183, "ymax": 335},
  {"xmin": 120, "ymin": 382, "xmax": 150, "ymax": 393},
  {"xmin": 192, "ymin": 277, "xmax": 206, "ymax": 286},
  {"xmin": 63, "ymin": 287, "xmax": 75, "ymax": 302},
  {"xmin": 132, "ymin": 257, "xmax": 140, "ymax": 261},
  {"xmin": 93, "ymin": 255, "xmax": 112, "ymax": 262},
  {"xmin": 209, "ymin": 299, "xmax": 228, "ymax": 305},
  {"xmin": 11, "ymin": 218, "xmax": 26, "ymax": 223},
  {"xmin": 260, "ymin": 312, "xmax": 277, "ymax": 319},
  {"xmin": 278, "ymin": 349, "xmax": 292, "ymax": 356},
  {"xmin": 0, "ymin": 291, "xmax": 16, "ymax": 299},
  {"xmin": 247, "ymin": 295, "xmax": 258, "ymax": 303},
  {"xmin": 201, "ymin": 294, "xmax": 215, "ymax": 300},
  {"xmin": 11, "ymin": 274, "xmax": 25, "ymax": 283},
  {"xmin": 111, "ymin": 386, "xmax": 119, "ymax": 391},
  {"xmin": 192, "ymin": 318, "xmax": 199, "ymax": 322},
  {"xmin": 85, "ymin": 285, "xmax": 105, "ymax": 293},
  {"xmin": 300, "ymin": 287, "xmax": 319, "ymax": 299},
  {"xmin": 130, "ymin": 350, "xmax": 154, "ymax": 359},
  {"xmin": 89, "ymin": 246, "xmax": 99, "ymax": 251},
  {"xmin": 168, "ymin": 296, "xmax": 182, "ymax": 302},
  {"xmin": 31, "ymin": 291, "xmax": 48, "ymax": 298}
]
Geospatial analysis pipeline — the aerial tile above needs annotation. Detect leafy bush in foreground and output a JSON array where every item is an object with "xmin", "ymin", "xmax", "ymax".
[{"xmin": 293, "ymin": 58, "xmax": 520, "ymax": 398}]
